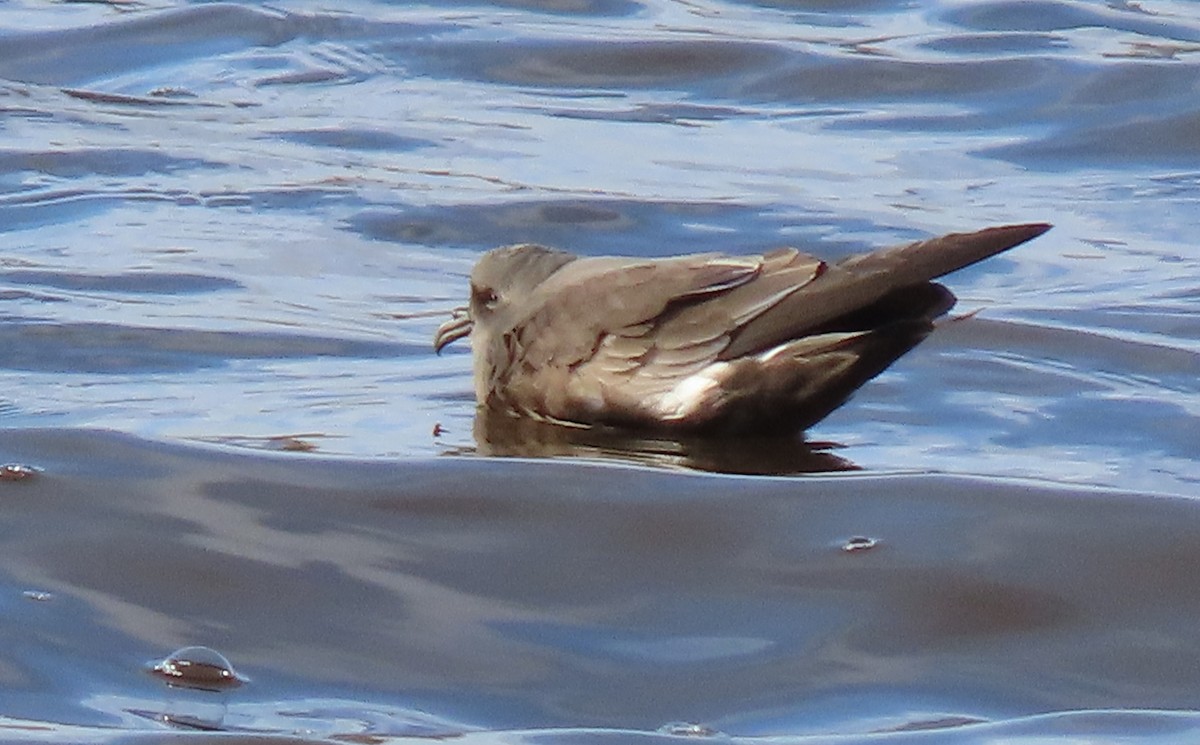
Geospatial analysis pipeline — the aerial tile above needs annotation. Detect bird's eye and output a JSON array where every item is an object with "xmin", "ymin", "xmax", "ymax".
[{"xmin": 473, "ymin": 286, "xmax": 499, "ymax": 310}]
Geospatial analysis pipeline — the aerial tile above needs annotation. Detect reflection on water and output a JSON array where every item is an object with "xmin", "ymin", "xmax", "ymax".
[
  {"xmin": 1, "ymin": 0, "xmax": 1199, "ymax": 741},
  {"xmin": 468, "ymin": 408, "xmax": 859, "ymax": 475}
]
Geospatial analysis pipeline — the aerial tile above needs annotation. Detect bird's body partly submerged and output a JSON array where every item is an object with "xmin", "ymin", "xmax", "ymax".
[{"xmin": 434, "ymin": 223, "xmax": 1051, "ymax": 434}]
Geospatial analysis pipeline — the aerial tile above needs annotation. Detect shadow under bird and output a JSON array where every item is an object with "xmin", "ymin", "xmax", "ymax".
[{"xmin": 435, "ymin": 223, "xmax": 1051, "ymax": 434}]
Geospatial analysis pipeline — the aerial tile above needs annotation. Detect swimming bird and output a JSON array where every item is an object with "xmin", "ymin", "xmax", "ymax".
[{"xmin": 434, "ymin": 223, "xmax": 1051, "ymax": 434}]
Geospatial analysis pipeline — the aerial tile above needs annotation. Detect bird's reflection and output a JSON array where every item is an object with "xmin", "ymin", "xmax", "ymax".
[{"xmin": 459, "ymin": 408, "xmax": 858, "ymax": 476}]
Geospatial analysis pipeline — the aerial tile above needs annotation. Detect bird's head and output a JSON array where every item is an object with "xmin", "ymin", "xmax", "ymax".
[{"xmin": 434, "ymin": 243, "xmax": 576, "ymax": 354}]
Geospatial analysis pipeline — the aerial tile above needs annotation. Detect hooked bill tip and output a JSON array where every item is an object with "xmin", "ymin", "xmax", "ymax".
[{"xmin": 434, "ymin": 309, "xmax": 473, "ymax": 355}]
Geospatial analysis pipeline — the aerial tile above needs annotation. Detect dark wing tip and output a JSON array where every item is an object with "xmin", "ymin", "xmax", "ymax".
[
  {"xmin": 851, "ymin": 221, "xmax": 1054, "ymax": 283},
  {"xmin": 939, "ymin": 222, "xmax": 1053, "ymax": 260},
  {"xmin": 980, "ymin": 222, "xmax": 1053, "ymax": 246}
]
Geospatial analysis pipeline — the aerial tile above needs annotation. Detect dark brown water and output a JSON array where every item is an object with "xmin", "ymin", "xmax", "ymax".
[{"xmin": 1, "ymin": 0, "xmax": 1199, "ymax": 741}]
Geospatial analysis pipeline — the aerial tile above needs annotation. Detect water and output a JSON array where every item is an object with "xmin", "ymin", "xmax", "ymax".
[
  {"xmin": 0, "ymin": 0, "xmax": 1198, "ymax": 742},
  {"xmin": 6, "ymin": 429, "xmax": 1200, "ymax": 744}
]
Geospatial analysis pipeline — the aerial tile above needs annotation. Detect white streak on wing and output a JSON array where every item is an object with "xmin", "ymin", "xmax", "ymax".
[
  {"xmin": 757, "ymin": 331, "xmax": 865, "ymax": 363},
  {"xmin": 653, "ymin": 362, "xmax": 731, "ymax": 420}
]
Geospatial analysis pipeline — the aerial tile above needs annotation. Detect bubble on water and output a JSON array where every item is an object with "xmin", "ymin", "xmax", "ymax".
[
  {"xmin": 841, "ymin": 535, "xmax": 879, "ymax": 553},
  {"xmin": 658, "ymin": 721, "xmax": 724, "ymax": 737},
  {"xmin": 147, "ymin": 646, "xmax": 246, "ymax": 730},
  {"xmin": 0, "ymin": 464, "xmax": 41, "ymax": 482},
  {"xmin": 148, "ymin": 646, "xmax": 247, "ymax": 692}
]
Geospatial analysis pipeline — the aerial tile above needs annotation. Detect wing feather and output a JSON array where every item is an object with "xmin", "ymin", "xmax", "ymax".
[
  {"xmin": 723, "ymin": 223, "xmax": 1051, "ymax": 358},
  {"xmin": 498, "ymin": 248, "xmax": 833, "ymax": 424},
  {"xmin": 646, "ymin": 336, "xmax": 732, "ymax": 370},
  {"xmin": 652, "ymin": 248, "xmax": 824, "ymax": 351},
  {"xmin": 512, "ymin": 253, "xmax": 761, "ymax": 372}
]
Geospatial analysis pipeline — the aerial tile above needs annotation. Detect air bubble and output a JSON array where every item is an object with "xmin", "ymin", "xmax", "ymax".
[
  {"xmin": 0, "ymin": 464, "xmax": 40, "ymax": 482},
  {"xmin": 658, "ymin": 722, "xmax": 723, "ymax": 737},
  {"xmin": 147, "ymin": 646, "xmax": 246, "ymax": 730},
  {"xmin": 841, "ymin": 536, "xmax": 879, "ymax": 553},
  {"xmin": 148, "ymin": 646, "xmax": 246, "ymax": 692}
]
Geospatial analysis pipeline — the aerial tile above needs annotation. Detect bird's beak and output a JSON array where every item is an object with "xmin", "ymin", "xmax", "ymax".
[{"xmin": 434, "ymin": 307, "xmax": 473, "ymax": 354}]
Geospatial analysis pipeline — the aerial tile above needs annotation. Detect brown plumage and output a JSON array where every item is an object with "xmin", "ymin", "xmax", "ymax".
[{"xmin": 434, "ymin": 223, "xmax": 1051, "ymax": 434}]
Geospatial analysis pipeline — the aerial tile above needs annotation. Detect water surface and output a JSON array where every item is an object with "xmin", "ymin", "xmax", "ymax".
[
  {"xmin": 5, "ymin": 429, "xmax": 1200, "ymax": 744},
  {"xmin": 0, "ymin": 0, "xmax": 1198, "ymax": 741}
]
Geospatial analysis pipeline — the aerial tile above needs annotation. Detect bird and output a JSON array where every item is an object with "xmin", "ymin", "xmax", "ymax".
[{"xmin": 434, "ymin": 223, "xmax": 1051, "ymax": 435}]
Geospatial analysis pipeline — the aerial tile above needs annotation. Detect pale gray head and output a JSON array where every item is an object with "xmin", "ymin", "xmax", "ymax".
[{"xmin": 434, "ymin": 244, "xmax": 576, "ymax": 354}]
